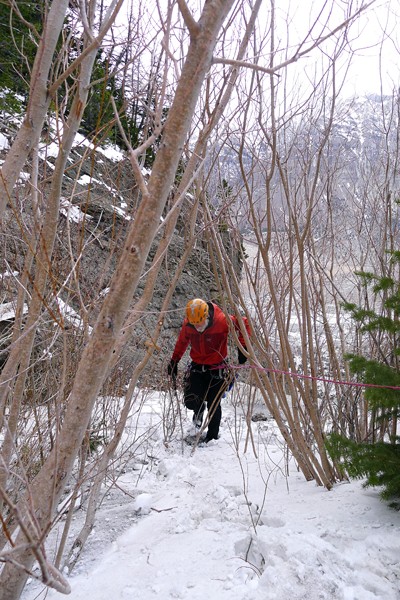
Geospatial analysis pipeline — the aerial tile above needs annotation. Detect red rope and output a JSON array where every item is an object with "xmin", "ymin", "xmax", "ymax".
[{"xmin": 224, "ymin": 363, "xmax": 400, "ymax": 391}]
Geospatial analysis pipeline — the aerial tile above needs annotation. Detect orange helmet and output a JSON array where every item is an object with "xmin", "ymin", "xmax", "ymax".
[{"xmin": 186, "ymin": 298, "xmax": 209, "ymax": 325}]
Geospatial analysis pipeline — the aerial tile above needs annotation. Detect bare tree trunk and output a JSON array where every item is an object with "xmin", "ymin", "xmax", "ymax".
[
  {"xmin": 0, "ymin": 0, "xmax": 124, "ymax": 219},
  {"xmin": 0, "ymin": 0, "xmax": 121, "ymax": 520},
  {"xmin": 0, "ymin": 2, "xmax": 236, "ymax": 597},
  {"xmin": 0, "ymin": 0, "xmax": 69, "ymax": 217}
]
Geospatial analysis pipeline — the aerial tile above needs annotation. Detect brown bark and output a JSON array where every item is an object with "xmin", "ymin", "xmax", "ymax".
[
  {"xmin": 0, "ymin": 7, "xmax": 117, "ymax": 514},
  {"xmin": 0, "ymin": 0, "xmax": 69, "ymax": 218},
  {"xmin": 0, "ymin": 2, "xmax": 236, "ymax": 597}
]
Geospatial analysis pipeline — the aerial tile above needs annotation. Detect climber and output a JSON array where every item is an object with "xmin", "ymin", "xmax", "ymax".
[{"xmin": 168, "ymin": 298, "xmax": 250, "ymax": 443}]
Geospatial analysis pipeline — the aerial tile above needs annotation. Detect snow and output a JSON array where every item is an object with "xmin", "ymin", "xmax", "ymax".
[
  {"xmin": 77, "ymin": 174, "xmax": 100, "ymax": 187},
  {"xmin": 0, "ymin": 301, "xmax": 27, "ymax": 322},
  {"xmin": 0, "ymin": 132, "xmax": 9, "ymax": 150},
  {"xmin": 96, "ymin": 144, "xmax": 124, "ymax": 162},
  {"xmin": 21, "ymin": 385, "xmax": 400, "ymax": 600},
  {"xmin": 39, "ymin": 141, "xmax": 60, "ymax": 159},
  {"xmin": 60, "ymin": 197, "xmax": 93, "ymax": 224},
  {"xmin": 55, "ymin": 297, "xmax": 93, "ymax": 333}
]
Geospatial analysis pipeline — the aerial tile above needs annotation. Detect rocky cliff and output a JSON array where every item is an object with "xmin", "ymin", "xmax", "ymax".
[{"xmin": 0, "ymin": 118, "xmax": 240, "ymax": 396}]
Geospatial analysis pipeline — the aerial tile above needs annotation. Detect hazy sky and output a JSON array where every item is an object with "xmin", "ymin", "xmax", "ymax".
[
  {"xmin": 276, "ymin": 0, "xmax": 399, "ymax": 97},
  {"xmin": 345, "ymin": 3, "xmax": 399, "ymax": 96},
  {"xmin": 115, "ymin": 0, "xmax": 399, "ymax": 98}
]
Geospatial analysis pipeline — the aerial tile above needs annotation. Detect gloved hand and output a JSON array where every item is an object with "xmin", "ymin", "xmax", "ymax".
[
  {"xmin": 167, "ymin": 359, "xmax": 178, "ymax": 380},
  {"xmin": 238, "ymin": 349, "xmax": 247, "ymax": 364}
]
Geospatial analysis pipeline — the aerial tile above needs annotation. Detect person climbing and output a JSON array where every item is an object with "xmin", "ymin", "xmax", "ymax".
[{"xmin": 167, "ymin": 298, "xmax": 250, "ymax": 444}]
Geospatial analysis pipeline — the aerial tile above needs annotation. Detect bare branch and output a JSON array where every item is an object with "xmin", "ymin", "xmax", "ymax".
[
  {"xmin": 176, "ymin": 0, "xmax": 200, "ymax": 38},
  {"xmin": 212, "ymin": 56, "xmax": 276, "ymax": 75},
  {"xmin": 213, "ymin": 0, "xmax": 377, "ymax": 76},
  {"xmin": 78, "ymin": 0, "xmax": 95, "ymax": 42},
  {"xmin": 110, "ymin": 96, "xmax": 151, "ymax": 199},
  {"xmin": 48, "ymin": 0, "xmax": 125, "ymax": 96}
]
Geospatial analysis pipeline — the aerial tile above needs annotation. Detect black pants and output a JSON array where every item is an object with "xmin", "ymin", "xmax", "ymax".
[{"xmin": 183, "ymin": 365, "xmax": 229, "ymax": 440}]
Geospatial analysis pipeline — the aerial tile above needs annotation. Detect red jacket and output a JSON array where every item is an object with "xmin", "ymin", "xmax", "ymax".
[{"xmin": 171, "ymin": 303, "xmax": 250, "ymax": 366}]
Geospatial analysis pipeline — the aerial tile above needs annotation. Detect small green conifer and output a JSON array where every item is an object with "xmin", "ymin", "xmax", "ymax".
[{"xmin": 326, "ymin": 249, "xmax": 400, "ymax": 509}]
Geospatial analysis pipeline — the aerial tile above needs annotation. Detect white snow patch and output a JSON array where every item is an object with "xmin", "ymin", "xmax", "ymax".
[
  {"xmin": 20, "ymin": 389, "xmax": 400, "ymax": 600},
  {"xmin": 39, "ymin": 142, "xmax": 60, "ymax": 159},
  {"xmin": 96, "ymin": 144, "xmax": 124, "ymax": 162},
  {"xmin": 0, "ymin": 302, "xmax": 28, "ymax": 322},
  {"xmin": 133, "ymin": 493, "xmax": 153, "ymax": 515},
  {"xmin": 56, "ymin": 298, "xmax": 92, "ymax": 333},
  {"xmin": 0, "ymin": 132, "xmax": 9, "ymax": 150},
  {"xmin": 60, "ymin": 197, "xmax": 93, "ymax": 223},
  {"xmin": 76, "ymin": 174, "xmax": 96, "ymax": 187}
]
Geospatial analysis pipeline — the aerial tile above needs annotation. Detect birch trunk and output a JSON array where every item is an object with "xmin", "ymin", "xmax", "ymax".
[
  {"xmin": 0, "ymin": 0, "xmax": 122, "ymax": 539},
  {"xmin": 0, "ymin": 2, "xmax": 236, "ymax": 597},
  {"xmin": 0, "ymin": 0, "xmax": 69, "ymax": 218}
]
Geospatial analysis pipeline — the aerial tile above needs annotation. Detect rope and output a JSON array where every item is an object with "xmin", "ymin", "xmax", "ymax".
[{"xmin": 217, "ymin": 362, "xmax": 400, "ymax": 391}]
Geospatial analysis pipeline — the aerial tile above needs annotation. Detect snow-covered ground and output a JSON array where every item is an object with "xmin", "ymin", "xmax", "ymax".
[{"xmin": 22, "ymin": 384, "xmax": 400, "ymax": 600}]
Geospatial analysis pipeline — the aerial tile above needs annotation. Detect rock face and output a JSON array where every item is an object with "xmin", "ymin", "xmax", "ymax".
[{"xmin": 0, "ymin": 123, "xmax": 241, "ymax": 394}]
